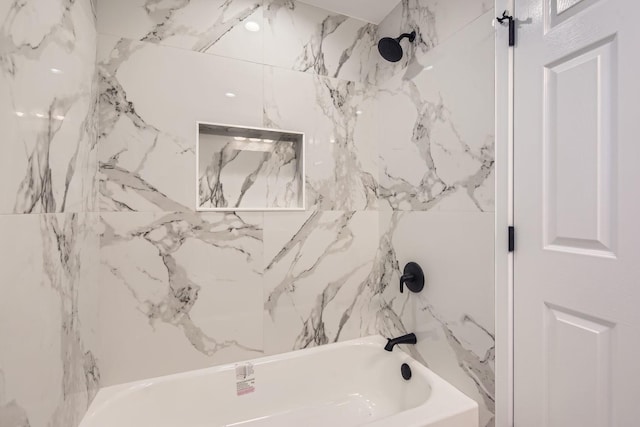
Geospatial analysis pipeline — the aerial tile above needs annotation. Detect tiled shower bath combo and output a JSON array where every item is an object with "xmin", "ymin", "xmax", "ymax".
[{"xmin": 0, "ymin": 0, "xmax": 495, "ymax": 426}]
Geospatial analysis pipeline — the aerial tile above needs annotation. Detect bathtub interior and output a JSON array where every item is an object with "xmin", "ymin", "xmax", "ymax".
[{"xmin": 81, "ymin": 337, "xmax": 474, "ymax": 427}]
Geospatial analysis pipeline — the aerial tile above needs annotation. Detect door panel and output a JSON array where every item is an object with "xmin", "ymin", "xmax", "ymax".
[
  {"xmin": 544, "ymin": 304, "xmax": 613, "ymax": 427},
  {"xmin": 514, "ymin": 0, "xmax": 640, "ymax": 425},
  {"xmin": 543, "ymin": 36, "xmax": 617, "ymax": 257}
]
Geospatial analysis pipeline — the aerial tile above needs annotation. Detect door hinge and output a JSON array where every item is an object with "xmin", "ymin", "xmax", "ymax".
[
  {"xmin": 497, "ymin": 11, "xmax": 515, "ymax": 47},
  {"xmin": 508, "ymin": 226, "xmax": 515, "ymax": 252}
]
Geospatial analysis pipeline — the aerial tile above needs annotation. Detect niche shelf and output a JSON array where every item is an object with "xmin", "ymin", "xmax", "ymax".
[{"xmin": 196, "ymin": 122, "xmax": 305, "ymax": 211}]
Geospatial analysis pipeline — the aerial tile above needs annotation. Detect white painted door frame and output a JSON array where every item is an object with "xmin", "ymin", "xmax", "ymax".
[{"xmin": 494, "ymin": 0, "xmax": 515, "ymax": 426}]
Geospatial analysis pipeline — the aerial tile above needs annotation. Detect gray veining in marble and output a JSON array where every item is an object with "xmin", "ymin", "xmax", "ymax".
[
  {"xmin": 264, "ymin": 0, "xmax": 377, "ymax": 83},
  {"xmin": 97, "ymin": 37, "xmax": 194, "ymax": 212},
  {"xmin": 43, "ymin": 214, "xmax": 101, "ymax": 427},
  {"xmin": 0, "ymin": 213, "xmax": 101, "ymax": 427},
  {"xmin": 98, "ymin": 0, "xmax": 264, "ymax": 63},
  {"xmin": 140, "ymin": 0, "xmax": 261, "ymax": 51},
  {"xmin": 0, "ymin": 0, "xmax": 98, "ymax": 215},
  {"xmin": 378, "ymin": 79, "xmax": 494, "ymax": 211},
  {"xmin": 99, "ymin": 211, "xmax": 264, "ymax": 383},
  {"xmin": 1, "ymin": 0, "xmax": 100, "ymax": 426},
  {"xmin": 375, "ymin": 6, "xmax": 496, "ymax": 213},
  {"xmin": 263, "ymin": 210, "xmax": 380, "ymax": 353},
  {"xmin": 264, "ymin": 69, "xmax": 379, "ymax": 211}
]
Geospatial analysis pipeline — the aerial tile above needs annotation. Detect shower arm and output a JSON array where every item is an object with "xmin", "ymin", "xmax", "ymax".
[{"xmin": 396, "ymin": 31, "xmax": 416, "ymax": 43}]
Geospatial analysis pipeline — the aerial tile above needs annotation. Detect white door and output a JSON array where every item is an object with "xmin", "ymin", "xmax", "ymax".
[{"xmin": 514, "ymin": 0, "xmax": 640, "ymax": 425}]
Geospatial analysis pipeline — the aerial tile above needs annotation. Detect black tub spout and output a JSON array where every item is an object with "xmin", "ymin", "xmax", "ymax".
[{"xmin": 384, "ymin": 333, "xmax": 417, "ymax": 351}]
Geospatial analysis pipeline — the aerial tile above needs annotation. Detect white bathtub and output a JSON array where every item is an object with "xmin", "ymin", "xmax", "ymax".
[{"xmin": 80, "ymin": 336, "xmax": 478, "ymax": 427}]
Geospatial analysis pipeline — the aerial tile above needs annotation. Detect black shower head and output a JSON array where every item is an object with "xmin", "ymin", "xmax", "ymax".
[{"xmin": 377, "ymin": 31, "xmax": 416, "ymax": 62}]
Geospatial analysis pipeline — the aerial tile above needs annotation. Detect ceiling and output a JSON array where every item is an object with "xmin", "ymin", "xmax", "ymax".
[{"xmin": 296, "ymin": 0, "xmax": 402, "ymax": 24}]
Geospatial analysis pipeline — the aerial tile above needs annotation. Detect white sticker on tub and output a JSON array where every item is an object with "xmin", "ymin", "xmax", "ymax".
[{"xmin": 235, "ymin": 363, "xmax": 255, "ymax": 396}]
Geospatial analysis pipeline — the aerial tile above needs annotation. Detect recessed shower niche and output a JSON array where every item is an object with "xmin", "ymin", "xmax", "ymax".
[{"xmin": 196, "ymin": 122, "xmax": 305, "ymax": 211}]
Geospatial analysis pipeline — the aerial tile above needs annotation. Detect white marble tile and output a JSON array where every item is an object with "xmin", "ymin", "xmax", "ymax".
[
  {"xmin": 98, "ymin": 35, "xmax": 264, "ymax": 212},
  {"xmin": 263, "ymin": 211, "xmax": 379, "ymax": 355},
  {"xmin": 99, "ymin": 211, "xmax": 264, "ymax": 385},
  {"xmin": 377, "ymin": 211, "xmax": 495, "ymax": 427},
  {"xmin": 0, "ymin": 1, "xmax": 99, "ymax": 426},
  {"xmin": 97, "ymin": 0, "xmax": 264, "ymax": 64},
  {"xmin": 264, "ymin": 0, "xmax": 377, "ymax": 83},
  {"xmin": 0, "ymin": 0, "xmax": 98, "ymax": 214},
  {"xmin": 0, "ymin": 213, "xmax": 100, "ymax": 427},
  {"xmin": 97, "ymin": 0, "xmax": 377, "ymax": 83},
  {"xmin": 376, "ymin": 11, "xmax": 495, "ymax": 212},
  {"xmin": 264, "ymin": 66, "xmax": 378, "ymax": 210}
]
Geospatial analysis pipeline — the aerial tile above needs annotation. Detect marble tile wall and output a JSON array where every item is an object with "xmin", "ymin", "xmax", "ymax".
[
  {"xmin": 263, "ymin": 211, "xmax": 381, "ymax": 355},
  {"xmin": 99, "ymin": 211, "xmax": 264, "ymax": 385},
  {"xmin": 94, "ymin": 2, "xmax": 496, "ymax": 427},
  {"xmin": 375, "ymin": 210, "xmax": 496, "ymax": 427},
  {"xmin": 0, "ymin": 214, "xmax": 100, "ymax": 427},
  {"xmin": 95, "ymin": 0, "xmax": 383, "ymax": 387},
  {"xmin": 0, "ymin": 1, "xmax": 100, "ymax": 426},
  {"xmin": 0, "ymin": 0, "xmax": 495, "ymax": 425},
  {"xmin": 372, "ymin": 3, "xmax": 496, "ymax": 426}
]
